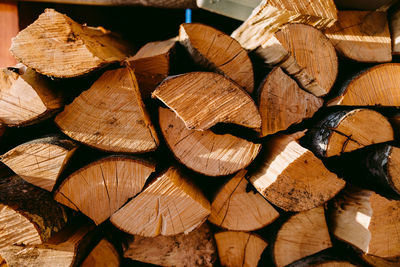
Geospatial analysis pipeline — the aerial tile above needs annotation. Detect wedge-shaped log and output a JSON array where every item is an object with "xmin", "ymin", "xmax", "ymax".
[
  {"xmin": 258, "ymin": 67, "xmax": 323, "ymax": 137},
  {"xmin": 152, "ymin": 72, "xmax": 261, "ymax": 131},
  {"xmin": 55, "ymin": 66, "xmax": 159, "ymax": 153},
  {"xmin": 54, "ymin": 156, "xmax": 155, "ymax": 225},
  {"xmin": 81, "ymin": 239, "xmax": 120, "ymax": 267},
  {"xmin": 159, "ymin": 108, "xmax": 261, "ymax": 176},
  {"xmin": 10, "ymin": 9, "xmax": 131, "ymax": 78},
  {"xmin": 1, "ymin": 135, "xmax": 77, "ymax": 191},
  {"xmin": 179, "ymin": 23, "xmax": 254, "ymax": 94},
  {"xmin": 249, "ymin": 133, "xmax": 345, "ymax": 212},
  {"xmin": 111, "ymin": 167, "xmax": 211, "ymax": 237},
  {"xmin": 273, "ymin": 206, "xmax": 332, "ymax": 267},
  {"xmin": 307, "ymin": 109, "xmax": 394, "ymax": 157},
  {"xmin": 123, "ymin": 223, "xmax": 217, "ymax": 266}
]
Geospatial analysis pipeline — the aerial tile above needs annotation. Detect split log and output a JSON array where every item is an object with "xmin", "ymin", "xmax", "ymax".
[
  {"xmin": 179, "ymin": 23, "xmax": 254, "ymax": 94},
  {"xmin": 111, "ymin": 166, "xmax": 211, "ymax": 237},
  {"xmin": 327, "ymin": 63, "xmax": 400, "ymax": 106},
  {"xmin": 208, "ymin": 169, "xmax": 279, "ymax": 231},
  {"xmin": 0, "ymin": 2, "xmax": 18, "ymax": 67},
  {"xmin": 258, "ymin": 67, "xmax": 323, "ymax": 137},
  {"xmin": 54, "ymin": 156, "xmax": 155, "ymax": 225},
  {"xmin": 273, "ymin": 206, "xmax": 332, "ymax": 267},
  {"xmin": 126, "ymin": 38, "xmax": 177, "ymax": 99},
  {"xmin": 1, "ymin": 135, "xmax": 77, "ymax": 191},
  {"xmin": 152, "ymin": 72, "xmax": 261, "ymax": 131},
  {"xmin": 81, "ymin": 239, "xmax": 120, "ymax": 267},
  {"xmin": 55, "ymin": 66, "xmax": 159, "ymax": 153},
  {"xmin": 248, "ymin": 132, "xmax": 345, "ymax": 212},
  {"xmin": 0, "ymin": 66, "xmax": 64, "ymax": 127},
  {"xmin": 391, "ymin": 5, "xmax": 400, "ymax": 55},
  {"xmin": 306, "ymin": 109, "xmax": 394, "ymax": 157},
  {"xmin": 329, "ymin": 185, "xmax": 400, "ymax": 259},
  {"xmin": 0, "ymin": 175, "xmax": 68, "ymax": 248},
  {"xmin": 123, "ymin": 223, "xmax": 217, "ymax": 266},
  {"xmin": 214, "ymin": 231, "xmax": 267, "ymax": 267},
  {"xmin": 159, "ymin": 107, "xmax": 261, "ymax": 176},
  {"xmin": 231, "ymin": 0, "xmax": 337, "ymax": 50},
  {"xmin": 324, "ymin": 11, "xmax": 391, "ymax": 63}
]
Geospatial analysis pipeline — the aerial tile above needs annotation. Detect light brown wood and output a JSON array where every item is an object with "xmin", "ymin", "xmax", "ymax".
[
  {"xmin": 258, "ymin": 67, "xmax": 323, "ymax": 136},
  {"xmin": 1, "ymin": 135, "xmax": 77, "ymax": 191},
  {"xmin": 214, "ymin": 231, "xmax": 267, "ymax": 267},
  {"xmin": 208, "ymin": 169, "xmax": 279, "ymax": 231},
  {"xmin": 313, "ymin": 262, "xmax": 358, "ymax": 267},
  {"xmin": 159, "ymin": 107, "xmax": 261, "ymax": 176},
  {"xmin": 328, "ymin": 63, "xmax": 400, "ymax": 106},
  {"xmin": 55, "ymin": 66, "xmax": 159, "ymax": 153},
  {"xmin": 127, "ymin": 38, "xmax": 177, "ymax": 99},
  {"xmin": 54, "ymin": 156, "xmax": 155, "ymax": 225},
  {"xmin": 0, "ymin": 66, "xmax": 64, "ymax": 127},
  {"xmin": 249, "ymin": 132, "xmax": 345, "ymax": 212},
  {"xmin": 179, "ymin": 23, "xmax": 254, "ymax": 94},
  {"xmin": 0, "ymin": 2, "xmax": 18, "ymax": 67},
  {"xmin": 273, "ymin": 206, "xmax": 332, "ymax": 267},
  {"xmin": 324, "ymin": 11, "xmax": 391, "ymax": 62},
  {"xmin": 152, "ymin": 72, "xmax": 261, "ymax": 131},
  {"xmin": 362, "ymin": 254, "xmax": 400, "ymax": 267},
  {"xmin": 231, "ymin": 0, "xmax": 337, "ymax": 50},
  {"xmin": 111, "ymin": 167, "xmax": 211, "ymax": 237},
  {"xmin": 10, "ymin": 9, "xmax": 132, "ymax": 78},
  {"xmin": 81, "ymin": 239, "xmax": 120, "ymax": 267},
  {"xmin": 123, "ymin": 223, "xmax": 217, "ymax": 266}
]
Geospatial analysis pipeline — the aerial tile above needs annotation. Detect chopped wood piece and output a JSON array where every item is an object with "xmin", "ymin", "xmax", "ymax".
[
  {"xmin": 152, "ymin": 72, "xmax": 261, "ymax": 131},
  {"xmin": 329, "ymin": 185, "xmax": 400, "ymax": 258},
  {"xmin": 0, "ymin": 175, "xmax": 68, "ymax": 248},
  {"xmin": 362, "ymin": 254, "xmax": 400, "ymax": 267},
  {"xmin": 54, "ymin": 156, "xmax": 155, "ymax": 225},
  {"xmin": 10, "ymin": 9, "xmax": 131, "ymax": 78},
  {"xmin": 391, "ymin": 5, "xmax": 400, "ymax": 55},
  {"xmin": 81, "ymin": 239, "xmax": 120, "ymax": 267},
  {"xmin": 214, "ymin": 231, "xmax": 267, "ymax": 267},
  {"xmin": 324, "ymin": 11, "xmax": 391, "ymax": 63},
  {"xmin": 1, "ymin": 135, "xmax": 77, "ymax": 191},
  {"xmin": 307, "ymin": 109, "xmax": 394, "ymax": 157},
  {"xmin": 0, "ymin": 66, "xmax": 64, "ymax": 127},
  {"xmin": 231, "ymin": 0, "xmax": 337, "ymax": 50},
  {"xmin": 273, "ymin": 206, "xmax": 332, "ymax": 267},
  {"xmin": 111, "ymin": 167, "xmax": 211, "ymax": 237},
  {"xmin": 327, "ymin": 63, "xmax": 400, "ymax": 106},
  {"xmin": 208, "ymin": 169, "xmax": 279, "ymax": 231},
  {"xmin": 126, "ymin": 38, "xmax": 176, "ymax": 99},
  {"xmin": 258, "ymin": 67, "xmax": 323, "ymax": 136},
  {"xmin": 123, "ymin": 223, "xmax": 217, "ymax": 266},
  {"xmin": 55, "ymin": 66, "xmax": 159, "ymax": 153},
  {"xmin": 159, "ymin": 108, "xmax": 261, "ymax": 176},
  {"xmin": 179, "ymin": 23, "xmax": 254, "ymax": 94},
  {"xmin": 0, "ymin": 2, "xmax": 18, "ymax": 67},
  {"xmin": 249, "ymin": 133, "xmax": 345, "ymax": 212}
]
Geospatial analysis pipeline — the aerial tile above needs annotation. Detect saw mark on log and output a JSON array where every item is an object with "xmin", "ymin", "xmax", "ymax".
[
  {"xmin": 174, "ymin": 131, "xmax": 195, "ymax": 147},
  {"xmin": 173, "ymin": 200, "xmax": 185, "ymax": 234},
  {"xmin": 58, "ymin": 191, "xmax": 81, "ymax": 212},
  {"xmin": 216, "ymin": 51, "xmax": 242, "ymax": 68},
  {"xmin": 99, "ymin": 164, "xmax": 111, "ymax": 215},
  {"xmin": 206, "ymin": 141, "xmax": 215, "ymax": 169},
  {"xmin": 219, "ymin": 177, "xmax": 243, "ymax": 226},
  {"xmin": 242, "ymin": 234, "xmax": 251, "ymax": 267},
  {"xmin": 205, "ymin": 33, "xmax": 218, "ymax": 58},
  {"xmin": 167, "ymin": 207, "xmax": 176, "ymax": 235},
  {"xmin": 329, "ymin": 128, "xmax": 363, "ymax": 153}
]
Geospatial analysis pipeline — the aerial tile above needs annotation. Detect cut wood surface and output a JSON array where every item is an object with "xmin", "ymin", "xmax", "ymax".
[
  {"xmin": 362, "ymin": 254, "xmax": 400, "ymax": 267},
  {"xmin": 1, "ymin": 135, "xmax": 77, "ymax": 191},
  {"xmin": 330, "ymin": 185, "xmax": 400, "ymax": 258},
  {"xmin": 54, "ymin": 156, "xmax": 155, "ymax": 225},
  {"xmin": 214, "ymin": 231, "xmax": 267, "ymax": 267},
  {"xmin": 127, "ymin": 38, "xmax": 176, "ymax": 99},
  {"xmin": 324, "ymin": 11, "xmax": 391, "ymax": 63},
  {"xmin": 10, "ymin": 9, "xmax": 131, "ymax": 78},
  {"xmin": 55, "ymin": 66, "xmax": 159, "ymax": 153},
  {"xmin": 111, "ymin": 167, "xmax": 210, "ymax": 237},
  {"xmin": 81, "ymin": 239, "xmax": 120, "ymax": 267},
  {"xmin": 273, "ymin": 206, "xmax": 332, "ymax": 267},
  {"xmin": 152, "ymin": 72, "xmax": 261, "ymax": 131},
  {"xmin": 307, "ymin": 109, "xmax": 394, "ymax": 157},
  {"xmin": 0, "ymin": 66, "xmax": 64, "ymax": 127},
  {"xmin": 328, "ymin": 63, "xmax": 400, "ymax": 106},
  {"xmin": 258, "ymin": 67, "xmax": 323, "ymax": 137},
  {"xmin": 231, "ymin": 0, "xmax": 337, "ymax": 50},
  {"xmin": 179, "ymin": 23, "xmax": 254, "ymax": 94},
  {"xmin": 0, "ymin": 2, "xmax": 18, "ymax": 67},
  {"xmin": 123, "ymin": 223, "xmax": 217, "ymax": 266},
  {"xmin": 391, "ymin": 5, "xmax": 400, "ymax": 55},
  {"xmin": 208, "ymin": 169, "xmax": 279, "ymax": 231},
  {"xmin": 159, "ymin": 107, "xmax": 261, "ymax": 176},
  {"xmin": 249, "ymin": 132, "xmax": 345, "ymax": 212},
  {"xmin": 0, "ymin": 175, "xmax": 67, "ymax": 249}
]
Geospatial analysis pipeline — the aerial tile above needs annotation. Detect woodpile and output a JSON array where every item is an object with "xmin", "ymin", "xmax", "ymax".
[{"xmin": 3, "ymin": 2, "xmax": 400, "ymax": 266}]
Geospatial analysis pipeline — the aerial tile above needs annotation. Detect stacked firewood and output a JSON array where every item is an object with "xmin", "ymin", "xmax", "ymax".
[{"xmin": 1, "ymin": 0, "xmax": 400, "ymax": 266}]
